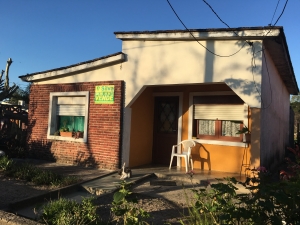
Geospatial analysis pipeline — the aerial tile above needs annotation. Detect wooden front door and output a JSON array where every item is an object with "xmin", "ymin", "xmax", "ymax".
[{"xmin": 152, "ymin": 96, "xmax": 179, "ymax": 165}]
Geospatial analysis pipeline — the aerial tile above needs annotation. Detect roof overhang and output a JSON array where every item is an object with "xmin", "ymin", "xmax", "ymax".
[
  {"xmin": 114, "ymin": 27, "xmax": 281, "ymax": 41},
  {"xmin": 19, "ymin": 52, "xmax": 125, "ymax": 82}
]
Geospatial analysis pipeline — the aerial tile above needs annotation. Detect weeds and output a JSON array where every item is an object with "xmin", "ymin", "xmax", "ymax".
[
  {"xmin": 111, "ymin": 181, "xmax": 150, "ymax": 225},
  {"xmin": 181, "ymin": 168, "xmax": 300, "ymax": 225},
  {"xmin": 39, "ymin": 197, "xmax": 101, "ymax": 225},
  {"xmin": 0, "ymin": 159, "xmax": 79, "ymax": 187},
  {"xmin": 0, "ymin": 155, "xmax": 13, "ymax": 171}
]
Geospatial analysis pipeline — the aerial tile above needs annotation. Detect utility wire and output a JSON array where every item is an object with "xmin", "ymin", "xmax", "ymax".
[
  {"xmin": 202, "ymin": 0, "xmax": 253, "ymax": 46},
  {"xmin": 166, "ymin": 0, "xmax": 248, "ymax": 58},
  {"xmin": 273, "ymin": 0, "xmax": 288, "ymax": 26},
  {"xmin": 166, "ymin": 0, "xmax": 287, "ymax": 109},
  {"xmin": 201, "ymin": 0, "xmax": 281, "ymax": 109},
  {"xmin": 270, "ymin": 0, "xmax": 281, "ymax": 25},
  {"xmin": 264, "ymin": 0, "xmax": 288, "ymax": 37}
]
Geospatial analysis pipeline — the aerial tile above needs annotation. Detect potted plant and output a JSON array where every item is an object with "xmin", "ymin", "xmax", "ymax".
[
  {"xmin": 59, "ymin": 120, "xmax": 73, "ymax": 137},
  {"xmin": 236, "ymin": 126, "xmax": 251, "ymax": 143},
  {"xmin": 74, "ymin": 130, "xmax": 84, "ymax": 139}
]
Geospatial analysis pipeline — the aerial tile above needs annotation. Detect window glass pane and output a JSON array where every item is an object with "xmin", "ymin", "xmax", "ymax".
[
  {"xmin": 58, "ymin": 116, "xmax": 85, "ymax": 132},
  {"xmin": 74, "ymin": 116, "xmax": 84, "ymax": 132},
  {"xmin": 158, "ymin": 102, "xmax": 177, "ymax": 133},
  {"xmin": 221, "ymin": 121, "xmax": 240, "ymax": 137},
  {"xmin": 198, "ymin": 120, "xmax": 215, "ymax": 135}
]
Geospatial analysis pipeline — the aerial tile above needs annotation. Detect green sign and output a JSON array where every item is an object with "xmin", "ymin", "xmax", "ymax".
[{"xmin": 95, "ymin": 85, "xmax": 115, "ymax": 104}]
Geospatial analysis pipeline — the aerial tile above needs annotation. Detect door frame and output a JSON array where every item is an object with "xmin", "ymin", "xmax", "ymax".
[{"xmin": 153, "ymin": 92, "xmax": 183, "ymax": 167}]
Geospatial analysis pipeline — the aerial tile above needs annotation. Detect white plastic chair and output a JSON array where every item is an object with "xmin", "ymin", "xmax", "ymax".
[{"xmin": 169, "ymin": 140, "xmax": 196, "ymax": 172}]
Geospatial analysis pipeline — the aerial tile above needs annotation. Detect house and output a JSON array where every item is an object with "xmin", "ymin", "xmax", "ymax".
[{"xmin": 19, "ymin": 26, "xmax": 298, "ymax": 173}]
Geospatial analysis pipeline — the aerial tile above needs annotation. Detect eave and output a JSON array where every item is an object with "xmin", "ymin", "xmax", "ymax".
[{"xmin": 19, "ymin": 52, "xmax": 125, "ymax": 82}]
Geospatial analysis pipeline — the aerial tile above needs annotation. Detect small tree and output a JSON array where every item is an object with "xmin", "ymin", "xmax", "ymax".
[
  {"xmin": 7, "ymin": 83, "xmax": 31, "ymax": 105},
  {"xmin": 0, "ymin": 58, "xmax": 18, "ymax": 102}
]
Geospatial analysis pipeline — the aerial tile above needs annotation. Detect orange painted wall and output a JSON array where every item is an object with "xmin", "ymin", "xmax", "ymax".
[
  {"xmin": 128, "ymin": 84, "xmax": 261, "ymax": 173},
  {"xmin": 129, "ymin": 87, "xmax": 154, "ymax": 167},
  {"xmin": 180, "ymin": 86, "xmax": 260, "ymax": 174}
]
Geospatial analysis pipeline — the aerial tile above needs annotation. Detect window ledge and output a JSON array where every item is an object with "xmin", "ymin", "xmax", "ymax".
[
  {"xmin": 193, "ymin": 139, "xmax": 248, "ymax": 147},
  {"xmin": 47, "ymin": 135, "xmax": 86, "ymax": 143}
]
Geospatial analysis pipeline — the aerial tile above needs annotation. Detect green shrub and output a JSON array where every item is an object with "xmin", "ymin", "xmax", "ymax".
[
  {"xmin": 183, "ymin": 168, "xmax": 300, "ymax": 225},
  {"xmin": 10, "ymin": 163, "xmax": 40, "ymax": 181},
  {"xmin": 111, "ymin": 181, "xmax": 150, "ymax": 225},
  {"xmin": 31, "ymin": 170, "xmax": 61, "ymax": 186},
  {"xmin": 0, "ymin": 155, "xmax": 13, "ymax": 171},
  {"xmin": 39, "ymin": 197, "xmax": 101, "ymax": 225},
  {"xmin": 2, "ymin": 160, "xmax": 79, "ymax": 187}
]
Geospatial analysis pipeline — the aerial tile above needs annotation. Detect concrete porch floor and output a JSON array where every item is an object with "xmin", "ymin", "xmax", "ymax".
[{"xmin": 133, "ymin": 165, "xmax": 247, "ymax": 184}]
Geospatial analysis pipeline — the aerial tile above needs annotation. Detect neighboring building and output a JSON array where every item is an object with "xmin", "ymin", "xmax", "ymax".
[{"xmin": 19, "ymin": 26, "xmax": 298, "ymax": 173}]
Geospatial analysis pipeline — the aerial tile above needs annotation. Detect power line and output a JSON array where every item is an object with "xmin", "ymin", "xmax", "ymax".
[
  {"xmin": 166, "ymin": 0, "xmax": 248, "ymax": 58},
  {"xmin": 166, "ymin": 0, "xmax": 285, "ymax": 109},
  {"xmin": 201, "ymin": 0, "xmax": 280, "ymax": 109},
  {"xmin": 270, "ymin": 0, "xmax": 281, "ymax": 25},
  {"xmin": 273, "ymin": 0, "xmax": 289, "ymax": 26},
  {"xmin": 201, "ymin": 0, "xmax": 253, "ymax": 47}
]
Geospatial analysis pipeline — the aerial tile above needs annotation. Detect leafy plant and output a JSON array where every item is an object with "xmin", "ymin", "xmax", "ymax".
[
  {"xmin": 111, "ymin": 181, "xmax": 150, "ymax": 225},
  {"xmin": 0, "ymin": 155, "xmax": 13, "ymax": 171},
  {"xmin": 184, "ymin": 167, "xmax": 300, "ymax": 225},
  {"xmin": 39, "ymin": 197, "xmax": 101, "ymax": 225},
  {"xmin": 236, "ymin": 125, "xmax": 250, "ymax": 134},
  {"xmin": 60, "ymin": 119, "xmax": 69, "ymax": 132},
  {"xmin": 59, "ymin": 127, "xmax": 69, "ymax": 132},
  {"xmin": 2, "ymin": 160, "xmax": 79, "ymax": 187}
]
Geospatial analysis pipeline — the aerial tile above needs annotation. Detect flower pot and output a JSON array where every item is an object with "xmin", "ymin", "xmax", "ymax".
[
  {"xmin": 60, "ymin": 131, "xmax": 73, "ymax": 137},
  {"xmin": 75, "ymin": 131, "xmax": 83, "ymax": 139},
  {"xmin": 243, "ymin": 133, "xmax": 251, "ymax": 143}
]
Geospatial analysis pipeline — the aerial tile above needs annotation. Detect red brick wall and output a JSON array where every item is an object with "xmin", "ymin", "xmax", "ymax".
[{"xmin": 27, "ymin": 81, "xmax": 124, "ymax": 170}]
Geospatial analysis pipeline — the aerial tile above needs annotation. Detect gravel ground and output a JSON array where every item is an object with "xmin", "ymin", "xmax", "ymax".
[
  {"xmin": 0, "ymin": 161, "xmax": 199, "ymax": 224},
  {"xmin": 94, "ymin": 178, "xmax": 196, "ymax": 225}
]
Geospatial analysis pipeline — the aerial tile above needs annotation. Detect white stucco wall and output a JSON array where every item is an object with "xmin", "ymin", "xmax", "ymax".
[
  {"xmin": 121, "ymin": 39, "xmax": 263, "ymax": 107},
  {"xmin": 260, "ymin": 48, "xmax": 290, "ymax": 169},
  {"xmin": 36, "ymin": 39, "xmax": 263, "ymax": 108}
]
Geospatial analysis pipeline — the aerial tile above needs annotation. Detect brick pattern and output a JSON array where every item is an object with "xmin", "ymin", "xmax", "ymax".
[{"xmin": 27, "ymin": 81, "xmax": 124, "ymax": 170}]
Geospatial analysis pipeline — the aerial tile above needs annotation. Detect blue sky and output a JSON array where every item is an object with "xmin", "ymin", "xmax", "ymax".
[{"xmin": 1, "ymin": 0, "xmax": 299, "ymax": 92}]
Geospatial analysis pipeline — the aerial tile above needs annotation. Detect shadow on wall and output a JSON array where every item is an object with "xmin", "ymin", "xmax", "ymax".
[
  {"xmin": 204, "ymin": 40, "xmax": 215, "ymax": 83},
  {"xmin": 223, "ymin": 78, "xmax": 261, "ymax": 103},
  {"xmin": 74, "ymin": 144, "xmax": 99, "ymax": 168},
  {"xmin": 191, "ymin": 142, "xmax": 211, "ymax": 170},
  {"xmin": 27, "ymin": 140, "xmax": 56, "ymax": 162},
  {"xmin": 249, "ymin": 108, "xmax": 261, "ymax": 168}
]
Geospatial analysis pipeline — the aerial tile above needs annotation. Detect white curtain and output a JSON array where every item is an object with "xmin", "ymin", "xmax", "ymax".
[
  {"xmin": 221, "ymin": 121, "xmax": 240, "ymax": 137},
  {"xmin": 198, "ymin": 120, "xmax": 215, "ymax": 135}
]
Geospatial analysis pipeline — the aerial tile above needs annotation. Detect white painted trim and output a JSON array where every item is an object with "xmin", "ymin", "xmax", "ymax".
[
  {"xmin": 122, "ymin": 107, "xmax": 132, "ymax": 165},
  {"xmin": 116, "ymin": 29, "xmax": 280, "ymax": 40},
  {"xmin": 188, "ymin": 92, "xmax": 249, "ymax": 147},
  {"xmin": 21, "ymin": 54, "xmax": 125, "ymax": 82},
  {"xmin": 153, "ymin": 92, "xmax": 183, "ymax": 167},
  {"xmin": 193, "ymin": 139, "xmax": 248, "ymax": 147},
  {"xmin": 47, "ymin": 91, "xmax": 89, "ymax": 143}
]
